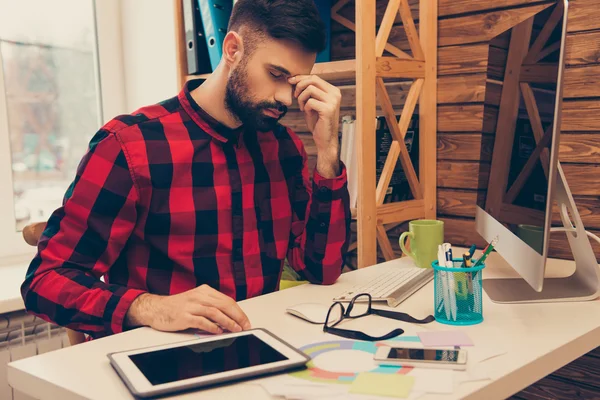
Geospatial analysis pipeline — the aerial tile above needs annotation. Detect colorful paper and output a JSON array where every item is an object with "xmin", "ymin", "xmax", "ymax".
[{"xmin": 349, "ymin": 372, "xmax": 415, "ymax": 398}]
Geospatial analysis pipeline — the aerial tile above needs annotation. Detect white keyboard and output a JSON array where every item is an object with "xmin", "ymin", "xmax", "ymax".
[{"xmin": 333, "ymin": 267, "xmax": 434, "ymax": 308}]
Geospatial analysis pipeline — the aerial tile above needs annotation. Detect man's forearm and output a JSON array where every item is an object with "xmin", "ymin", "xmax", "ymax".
[
  {"xmin": 124, "ymin": 293, "xmax": 159, "ymax": 329},
  {"xmin": 316, "ymin": 147, "xmax": 340, "ymax": 179}
]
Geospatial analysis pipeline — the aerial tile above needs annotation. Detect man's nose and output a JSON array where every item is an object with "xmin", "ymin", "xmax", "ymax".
[{"xmin": 275, "ymin": 85, "xmax": 293, "ymax": 108}]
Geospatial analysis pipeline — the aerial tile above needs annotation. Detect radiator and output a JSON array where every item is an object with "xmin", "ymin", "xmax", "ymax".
[{"xmin": 0, "ymin": 310, "xmax": 70, "ymax": 400}]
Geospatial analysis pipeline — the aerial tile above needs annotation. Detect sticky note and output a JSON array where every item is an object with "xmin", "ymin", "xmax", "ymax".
[
  {"xmin": 350, "ymin": 372, "xmax": 415, "ymax": 398},
  {"xmin": 418, "ymin": 331, "xmax": 473, "ymax": 347}
]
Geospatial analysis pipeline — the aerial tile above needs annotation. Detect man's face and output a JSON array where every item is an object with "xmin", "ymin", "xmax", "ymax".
[{"xmin": 225, "ymin": 37, "xmax": 315, "ymax": 132}]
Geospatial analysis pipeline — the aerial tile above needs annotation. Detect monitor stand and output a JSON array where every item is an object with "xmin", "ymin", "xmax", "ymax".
[{"xmin": 483, "ymin": 163, "xmax": 600, "ymax": 303}]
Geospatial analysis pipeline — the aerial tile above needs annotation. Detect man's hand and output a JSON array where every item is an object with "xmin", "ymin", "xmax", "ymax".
[
  {"xmin": 289, "ymin": 75, "xmax": 341, "ymax": 179},
  {"xmin": 125, "ymin": 285, "xmax": 252, "ymax": 335}
]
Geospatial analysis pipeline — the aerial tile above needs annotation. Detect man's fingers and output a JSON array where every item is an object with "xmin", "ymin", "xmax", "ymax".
[
  {"xmin": 193, "ymin": 285, "xmax": 252, "ymax": 330},
  {"xmin": 192, "ymin": 305, "xmax": 242, "ymax": 333},
  {"xmin": 189, "ymin": 315, "xmax": 223, "ymax": 335},
  {"xmin": 297, "ymin": 85, "xmax": 329, "ymax": 112},
  {"xmin": 291, "ymin": 75, "xmax": 332, "ymax": 98},
  {"xmin": 304, "ymin": 98, "xmax": 331, "ymax": 115}
]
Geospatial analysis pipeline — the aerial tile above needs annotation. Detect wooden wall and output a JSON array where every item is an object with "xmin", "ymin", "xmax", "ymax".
[{"xmin": 281, "ymin": 0, "xmax": 600, "ymax": 264}]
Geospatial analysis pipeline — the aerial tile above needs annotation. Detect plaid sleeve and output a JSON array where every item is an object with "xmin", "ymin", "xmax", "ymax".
[
  {"xmin": 287, "ymin": 146, "xmax": 351, "ymax": 285},
  {"xmin": 20, "ymin": 129, "xmax": 145, "ymax": 336}
]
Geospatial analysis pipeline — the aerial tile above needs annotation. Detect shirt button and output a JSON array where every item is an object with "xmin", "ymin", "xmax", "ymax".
[
  {"xmin": 319, "ymin": 187, "xmax": 327, "ymax": 193},
  {"xmin": 320, "ymin": 222, "xmax": 326, "ymax": 228}
]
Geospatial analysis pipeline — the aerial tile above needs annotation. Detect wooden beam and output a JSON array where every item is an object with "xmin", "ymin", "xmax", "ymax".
[
  {"xmin": 380, "ymin": 105, "xmax": 423, "ymax": 200},
  {"xmin": 504, "ymin": 124, "xmax": 552, "ymax": 204},
  {"xmin": 376, "ymin": 57, "xmax": 426, "ymax": 78},
  {"xmin": 356, "ymin": 0, "xmax": 377, "ymax": 269},
  {"xmin": 331, "ymin": 0, "xmax": 351, "ymax": 14},
  {"xmin": 533, "ymin": 41, "xmax": 561, "ymax": 64},
  {"xmin": 376, "ymin": 0, "xmax": 401, "ymax": 57},
  {"xmin": 398, "ymin": 78, "xmax": 424, "ymax": 138},
  {"xmin": 520, "ymin": 83, "xmax": 550, "ymax": 177},
  {"xmin": 438, "ymin": 3, "xmax": 551, "ymax": 47},
  {"xmin": 173, "ymin": 0, "xmax": 187, "ymax": 89},
  {"xmin": 420, "ymin": 0, "xmax": 437, "ymax": 220},
  {"xmin": 523, "ymin": 2, "xmax": 564, "ymax": 64},
  {"xmin": 376, "ymin": 78, "xmax": 403, "ymax": 142},
  {"xmin": 398, "ymin": 0, "xmax": 424, "ymax": 61},
  {"xmin": 377, "ymin": 200, "xmax": 425, "ymax": 225},
  {"xmin": 485, "ymin": 18, "xmax": 533, "ymax": 218},
  {"xmin": 377, "ymin": 78, "xmax": 423, "ymax": 200},
  {"xmin": 520, "ymin": 64, "xmax": 559, "ymax": 83},
  {"xmin": 376, "ymin": 223, "xmax": 396, "ymax": 261},
  {"xmin": 332, "ymin": 11, "xmax": 411, "ymax": 60},
  {"xmin": 499, "ymin": 203, "xmax": 546, "ymax": 228},
  {"xmin": 376, "ymin": 141, "xmax": 401, "ymax": 206}
]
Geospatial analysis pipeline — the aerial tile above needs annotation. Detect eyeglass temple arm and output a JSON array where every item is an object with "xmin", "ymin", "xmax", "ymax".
[{"xmin": 372, "ymin": 309, "xmax": 435, "ymax": 324}]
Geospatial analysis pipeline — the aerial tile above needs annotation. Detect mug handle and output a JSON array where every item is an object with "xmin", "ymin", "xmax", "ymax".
[{"xmin": 399, "ymin": 231, "xmax": 415, "ymax": 259}]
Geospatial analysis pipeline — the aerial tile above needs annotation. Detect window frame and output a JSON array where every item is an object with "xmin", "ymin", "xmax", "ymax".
[{"xmin": 0, "ymin": 0, "xmax": 126, "ymax": 259}]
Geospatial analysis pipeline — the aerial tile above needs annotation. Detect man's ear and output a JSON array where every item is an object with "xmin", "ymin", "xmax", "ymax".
[{"xmin": 222, "ymin": 31, "xmax": 244, "ymax": 68}]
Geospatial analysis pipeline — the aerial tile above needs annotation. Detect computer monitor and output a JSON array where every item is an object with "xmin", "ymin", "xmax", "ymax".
[{"xmin": 475, "ymin": 0, "xmax": 600, "ymax": 303}]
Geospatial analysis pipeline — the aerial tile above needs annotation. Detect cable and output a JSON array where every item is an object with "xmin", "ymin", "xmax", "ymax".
[{"xmin": 586, "ymin": 231, "xmax": 600, "ymax": 246}]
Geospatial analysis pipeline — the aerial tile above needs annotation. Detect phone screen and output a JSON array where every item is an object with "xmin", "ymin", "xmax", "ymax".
[{"xmin": 387, "ymin": 348, "xmax": 460, "ymax": 363}]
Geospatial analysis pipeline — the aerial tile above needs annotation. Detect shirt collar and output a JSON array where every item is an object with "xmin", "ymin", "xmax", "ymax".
[{"xmin": 178, "ymin": 79, "xmax": 243, "ymax": 144}]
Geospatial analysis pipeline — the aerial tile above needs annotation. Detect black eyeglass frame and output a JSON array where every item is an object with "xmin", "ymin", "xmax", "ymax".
[{"xmin": 323, "ymin": 293, "xmax": 435, "ymax": 342}]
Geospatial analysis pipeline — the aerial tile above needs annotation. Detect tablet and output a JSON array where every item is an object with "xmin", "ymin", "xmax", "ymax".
[{"xmin": 108, "ymin": 328, "xmax": 309, "ymax": 398}]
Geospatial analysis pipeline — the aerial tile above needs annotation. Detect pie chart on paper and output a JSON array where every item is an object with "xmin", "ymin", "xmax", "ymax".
[{"xmin": 289, "ymin": 339, "xmax": 416, "ymax": 384}]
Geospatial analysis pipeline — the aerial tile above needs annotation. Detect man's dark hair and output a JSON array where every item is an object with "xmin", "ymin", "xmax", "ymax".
[{"xmin": 228, "ymin": 0, "xmax": 327, "ymax": 55}]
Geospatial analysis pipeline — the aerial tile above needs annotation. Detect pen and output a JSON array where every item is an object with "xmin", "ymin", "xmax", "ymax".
[
  {"xmin": 437, "ymin": 245, "xmax": 451, "ymax": 320},
  {"xmin": 463, "ymin": 252, "xmax": 474, "ymax": 312},
  {"xmin": 468, "ymin": 244, "xmax": 477, "ymax": 258},
  {"xmin": 473, "ymin": 242, "xmax": 495, "ymax": 268},
  {"xmin": 442, "ymin": 243, "xmax": 457, "ymax": 321}
]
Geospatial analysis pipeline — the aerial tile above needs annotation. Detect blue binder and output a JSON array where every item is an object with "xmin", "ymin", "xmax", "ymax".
[
  {"xmin": 197, "ymin": 0, "xmax": 233, "ymax": 71},
  {"xmin": 314, "ymin": 0, "xmax": 331, "ymax": 63}
]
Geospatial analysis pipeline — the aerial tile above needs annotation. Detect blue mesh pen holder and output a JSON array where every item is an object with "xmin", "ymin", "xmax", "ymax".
[{"xmin": 431, "ymin": 259, "xmax": 485, "ymax": 326}]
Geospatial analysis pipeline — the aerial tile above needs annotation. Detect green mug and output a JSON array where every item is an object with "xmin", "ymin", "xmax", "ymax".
[{"xmin": 399, "ymin": 220, "xmax": 444, "ymax": 269}]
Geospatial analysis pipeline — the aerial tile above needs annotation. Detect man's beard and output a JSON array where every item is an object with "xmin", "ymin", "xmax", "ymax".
[{"xmin": 225, "ymin": 62, "xmax": 287, "ymax": 132}]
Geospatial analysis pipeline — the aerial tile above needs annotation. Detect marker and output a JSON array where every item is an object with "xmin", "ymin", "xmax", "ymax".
[{"xmin": 468, "ymin": 244, "xmax": 477, "ymax": 258}]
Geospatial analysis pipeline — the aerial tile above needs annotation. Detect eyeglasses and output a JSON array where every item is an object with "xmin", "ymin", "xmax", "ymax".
[{"xmin": 323, "ymin": 293, "xmax": 435, "ymax": 341}]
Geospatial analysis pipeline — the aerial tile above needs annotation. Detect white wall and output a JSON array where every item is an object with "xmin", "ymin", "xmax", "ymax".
[{"xmin": 120, "ymin": 0, "xmax": 179, "ymax": 113}]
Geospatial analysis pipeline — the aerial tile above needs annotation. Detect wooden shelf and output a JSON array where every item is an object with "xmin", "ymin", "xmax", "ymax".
[
  {"xmin": 185, "ymin": 60, "xmax": 356, "ymax": 83},
  {"xmin": 311, "ymin": 59, "xmax": 356, "ymax": 81}
]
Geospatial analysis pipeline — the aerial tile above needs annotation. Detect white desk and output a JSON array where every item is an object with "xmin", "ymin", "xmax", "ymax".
[{"xmin": 7, "ymin": 253, "xmax": 600, "ymax": 400}]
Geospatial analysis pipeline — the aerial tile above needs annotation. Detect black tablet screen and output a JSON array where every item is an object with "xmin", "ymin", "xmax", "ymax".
[{"xmin": 129, "ymin": 334, "xmax": 288, "ymax": 385}]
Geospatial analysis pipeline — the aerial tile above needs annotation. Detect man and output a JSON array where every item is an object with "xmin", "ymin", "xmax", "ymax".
[{"xmin": 21, "ymin": 0, "xmax": 350, "ymax": 339}]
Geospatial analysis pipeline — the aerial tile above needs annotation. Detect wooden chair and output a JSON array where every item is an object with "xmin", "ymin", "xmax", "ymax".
[{"xmin": 23, "ymin": 222, "xmax": 87, "ymax": 346}]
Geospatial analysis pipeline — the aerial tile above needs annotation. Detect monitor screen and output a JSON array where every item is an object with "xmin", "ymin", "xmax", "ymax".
[
  {"xmin": 128, "ymin": 334, "xmax": 288, "ymax": 386},
  {"xmin": 481, "ymin": 3, "xmax": 565, "ymax": 255}
]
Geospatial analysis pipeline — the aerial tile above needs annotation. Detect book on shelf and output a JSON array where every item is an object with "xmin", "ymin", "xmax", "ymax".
[{"xmin": 340, "ymin": 115, "xmax": 419, "ymax": 209}]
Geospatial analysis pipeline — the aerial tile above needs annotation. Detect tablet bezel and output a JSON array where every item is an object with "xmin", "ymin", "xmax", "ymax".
[{"xmin": 108, "ymin": 328, "xmax": 309, "ymax": 398}]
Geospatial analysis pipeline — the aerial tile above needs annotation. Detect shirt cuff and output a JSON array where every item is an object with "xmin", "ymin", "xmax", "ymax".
[
  {"xmin": 110, "ymin": 288, "xmax": 147, "ymax": 335},
  {"xmin": 313, "ymin": 162, "xmax": 347, "ymax": 192}
]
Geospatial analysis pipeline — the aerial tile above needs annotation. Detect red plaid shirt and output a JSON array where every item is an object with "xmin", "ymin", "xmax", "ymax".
[{"xmin": 21, "ymin": 80, "xmax": 350, "ymax": 339}]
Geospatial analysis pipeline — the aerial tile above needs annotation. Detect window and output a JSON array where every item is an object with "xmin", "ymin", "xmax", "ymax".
[{"xmin": 0, "ymin": 0, "xmax": 125, "ymax": 258}]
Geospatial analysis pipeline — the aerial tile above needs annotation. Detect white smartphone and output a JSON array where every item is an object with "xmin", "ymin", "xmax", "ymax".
[{"xmin": 374, "ymin": 346, "xmax": 468, "ymax": 370}]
